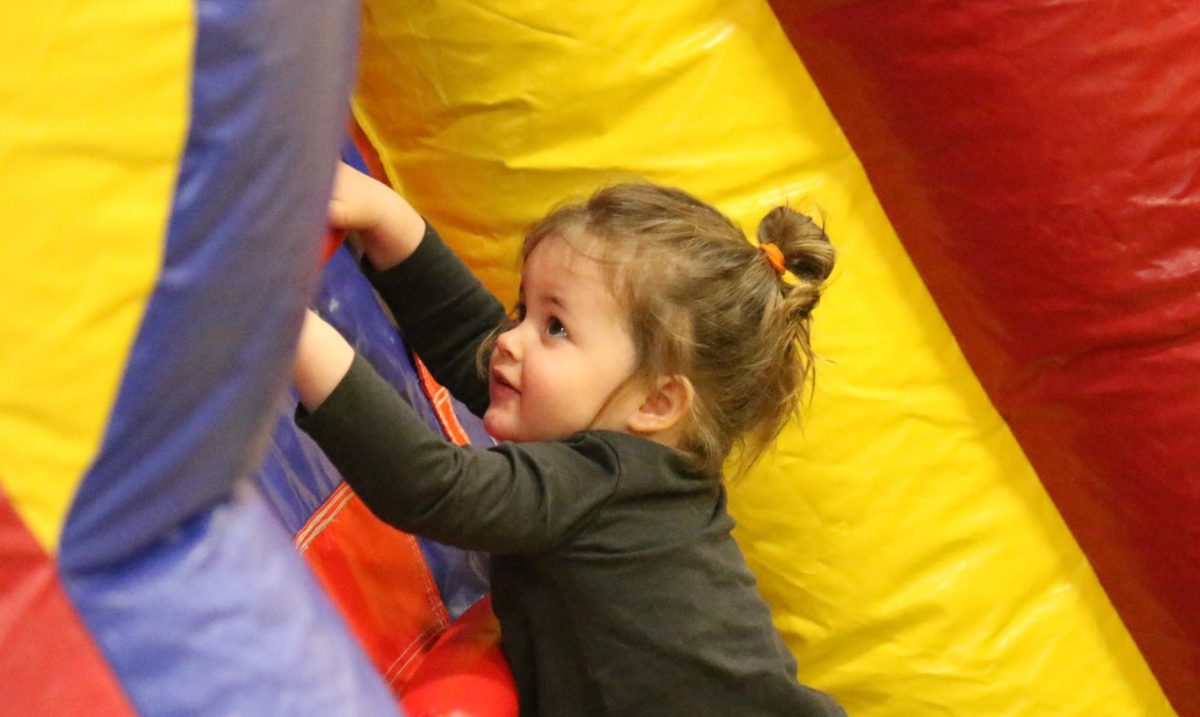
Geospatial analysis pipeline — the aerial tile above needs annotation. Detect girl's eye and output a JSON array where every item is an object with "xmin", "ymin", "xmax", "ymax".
[
  {"xmin": 512, "ymin": 303, "xmax": 526, "ymax": 321},
  {"xmin": 546, "ymin": 317, "xmax": 568, "ymax": 338}
]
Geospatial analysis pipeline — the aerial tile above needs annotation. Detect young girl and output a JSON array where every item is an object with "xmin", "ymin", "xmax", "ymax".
[{"xmin": 294, "ymin": 163, "xmax": 846, "ymax": 716}]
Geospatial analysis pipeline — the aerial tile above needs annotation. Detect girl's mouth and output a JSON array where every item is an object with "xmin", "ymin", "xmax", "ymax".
[{"xmin": 490, "ymin": 368, "xmax": 518, "ymax": 395}]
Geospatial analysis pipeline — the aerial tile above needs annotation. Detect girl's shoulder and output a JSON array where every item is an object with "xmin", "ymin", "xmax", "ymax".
[{"xmin": 570, "ymin": 430, "xmax": 719, "ymax": 496}]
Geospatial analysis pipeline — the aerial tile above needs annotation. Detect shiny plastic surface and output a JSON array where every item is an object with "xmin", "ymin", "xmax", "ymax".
[
  {"xmin": 68, "ymin": 485, "xmax": 399, "ymax": 716},
  {"xmin": 297, "ymin": 485, "xmax": 452, "ymax": 696},
  {"xmin": 1, "ymin": 0, "xmax": 406, "ymax": 713},
  {"xmin": 773, "ymin": 2, "xmax": 1198, "ymax": 713},
  {"xmin": 0, "ymin": 496, "xmax": 134, "ymax": 714},
  {"xmin": 400, "ymin": 597, "xmax": 519, "ymax": 717},
  {"xmin": 0, "ymin": 3, "xmax": 190, "ymax": 554}
]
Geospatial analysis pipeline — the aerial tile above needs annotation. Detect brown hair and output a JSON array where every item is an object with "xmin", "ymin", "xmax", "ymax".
[{"xmin": 512, "ymin": 183, "xmax": 835, "ymax": 478}]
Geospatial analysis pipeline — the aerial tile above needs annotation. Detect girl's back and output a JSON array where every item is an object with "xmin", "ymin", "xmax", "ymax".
[{"xmin": 487, "ymin": 430, "xmax": 842, "ymax": 716}]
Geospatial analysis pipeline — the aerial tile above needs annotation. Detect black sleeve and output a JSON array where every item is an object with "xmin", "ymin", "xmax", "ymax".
[
  {"xmin": 364, "ymin": 223, "xmax": 507, "ymax": 418},
  {"xmin": 298, "ymin": 354, "xmax": 621, "ymax": 554}
]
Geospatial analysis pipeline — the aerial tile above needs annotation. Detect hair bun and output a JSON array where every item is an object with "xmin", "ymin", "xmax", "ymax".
[{"xmin": 757, "ymin": 206, "xmax": 835, "ymax": 283}]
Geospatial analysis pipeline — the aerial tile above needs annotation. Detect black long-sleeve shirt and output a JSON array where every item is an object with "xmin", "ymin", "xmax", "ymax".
[{"xmin": 299, "ymin": 225, "xmax": 845, "ymax": 716}]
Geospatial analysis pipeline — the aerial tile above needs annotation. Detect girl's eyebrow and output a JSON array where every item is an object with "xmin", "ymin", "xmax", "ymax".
[{"xmin": 525, "ymin": 284, "xmax": 566, "ymax": 310}]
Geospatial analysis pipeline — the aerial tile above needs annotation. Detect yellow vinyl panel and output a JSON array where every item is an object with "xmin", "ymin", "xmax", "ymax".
[
  {"xmin": 0, "ymin": 3, "xmax": 192, "ymax": 552},
  {"xmin": 352, "ymin": 0, "xmax": 1173, "ymax": 713}
]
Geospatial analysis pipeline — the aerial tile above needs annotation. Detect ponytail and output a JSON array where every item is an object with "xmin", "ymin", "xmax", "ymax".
[
  {"xmin": 727, "ymin": 206, "xmax": 836, "ymax": 475},
  {"xmin": 757, "ymin": 206, "xmax": 836, "ymax": 321}
]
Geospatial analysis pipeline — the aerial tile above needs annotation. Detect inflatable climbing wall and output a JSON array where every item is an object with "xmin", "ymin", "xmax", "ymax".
[{"xmin": 3, "ymin": 1, "xmax": 1196, "ymax": 715}]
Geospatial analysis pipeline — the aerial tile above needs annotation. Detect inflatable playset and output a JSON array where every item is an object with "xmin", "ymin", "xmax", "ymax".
[{"xmin": 2, "ymin": 1, "xmax": 1196, "ymax": 715}]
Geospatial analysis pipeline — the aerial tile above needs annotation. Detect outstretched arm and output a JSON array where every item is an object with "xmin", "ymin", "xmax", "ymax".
[
  {"xmin": 293, "ymin": 163, "xmax": 416, "ymax": 413},
  {"xmin": 298, "ymin": 352, "xmax": 621, "ymax": 554},
  {"xmin": 330, "ymin": 163, "xmax": 506, "ymax": 414}
]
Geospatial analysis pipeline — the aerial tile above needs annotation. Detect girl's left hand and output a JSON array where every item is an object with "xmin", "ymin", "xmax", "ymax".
[{"xmin": 328, "ymin": 162, "xmax": 427, "ymax": 270}]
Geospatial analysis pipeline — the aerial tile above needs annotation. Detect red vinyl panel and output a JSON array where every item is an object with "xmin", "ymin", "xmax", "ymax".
[
  {"xmin": 769, "ymin": 1, "xmax": 1200, "ymax": 712},
  {"xmin": 401, "ymin": 596, "xmax": 518, "ymax": 717},
  {"xmin": 298, "ymin": 487, "xmax": 451, "ymax": 695},
  {"xmin": 0, "ymin": 497, "xmax": 135, "ymax": 714}
]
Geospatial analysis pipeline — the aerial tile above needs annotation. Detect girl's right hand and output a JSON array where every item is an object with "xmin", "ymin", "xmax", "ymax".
[{"xmin": 328, "ymin": 161, "xmax": 428, "ymax": 270}]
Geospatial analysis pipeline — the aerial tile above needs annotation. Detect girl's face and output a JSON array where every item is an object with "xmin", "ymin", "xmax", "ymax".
[{"xmin": 484, "ymin": 235, "xmax": 643, "ymax": 442}]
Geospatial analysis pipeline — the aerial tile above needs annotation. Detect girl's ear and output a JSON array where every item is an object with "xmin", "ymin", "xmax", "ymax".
[{"xmin": 627, "ymin": 375, "xmax": 694, "ymax": 437}]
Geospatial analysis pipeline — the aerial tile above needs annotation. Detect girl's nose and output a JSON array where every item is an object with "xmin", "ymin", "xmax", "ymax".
[{"xmin": 494, "ymin": 324, "xmax": 521, "ymax": 360}]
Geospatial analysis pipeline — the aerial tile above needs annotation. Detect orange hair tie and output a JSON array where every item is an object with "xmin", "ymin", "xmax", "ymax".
[{"xmin": 758, "ymin": 242, "xmax": 786, "ymax": 276}]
